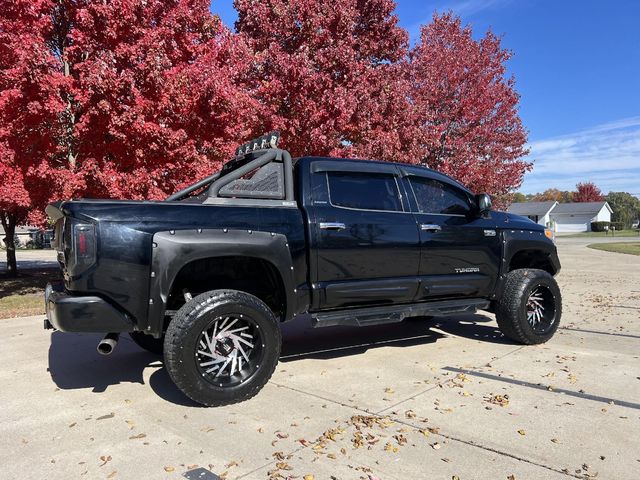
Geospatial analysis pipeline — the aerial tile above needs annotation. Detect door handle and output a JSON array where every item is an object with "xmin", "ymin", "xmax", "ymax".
[
  {"xmin": 319, "ymin": 222, "xmax": 346, "ymax": 231},
  {"xmin": 420, "ymin": 224, "xmax": 442, "ymax": 232}
]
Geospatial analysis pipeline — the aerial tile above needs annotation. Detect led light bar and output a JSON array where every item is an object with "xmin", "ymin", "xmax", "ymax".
[{"xmin": 234, "ymin": 131, "xmax": 280, "ymax": 158}]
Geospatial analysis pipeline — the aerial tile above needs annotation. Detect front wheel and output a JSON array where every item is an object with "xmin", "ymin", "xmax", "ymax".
[
  {"xmin": 163, "ymin": 289, "xmax": 281, "ymax": 406},
  {"xmin": 496, "ymin": 268, "xmax": 562, "ymax": 345}
]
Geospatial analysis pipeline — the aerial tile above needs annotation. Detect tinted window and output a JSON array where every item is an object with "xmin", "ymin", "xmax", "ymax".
[
  {"xmin": 409, "ymin": 177, "xmax": 471, "ymax": 215},
  {"xmin": 327, "ymin": 172, "xmax": 402, "ymax": 212}
]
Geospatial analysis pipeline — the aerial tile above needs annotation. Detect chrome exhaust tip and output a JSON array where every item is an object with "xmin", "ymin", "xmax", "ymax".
[{"xmin": 97, "ymin": 333, "xmax": 119, "ymax": 356}]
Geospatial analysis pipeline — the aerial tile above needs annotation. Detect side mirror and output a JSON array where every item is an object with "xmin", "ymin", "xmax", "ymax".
[{"xmin": 476, "ymin": 193, "xmax": 492, "ymax": 214}]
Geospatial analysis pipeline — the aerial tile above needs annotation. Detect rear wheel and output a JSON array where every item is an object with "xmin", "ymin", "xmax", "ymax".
[
  {"xmin": 164, "ymin": 289, "xmax": 281, "ymax": 406},
  {"xmin": 496, "ymin": 268, "xmax": 561, "ymax": 345},
  {"xmin": 129, "ymin": 331, "xmax": 164, "ymax": 355}
]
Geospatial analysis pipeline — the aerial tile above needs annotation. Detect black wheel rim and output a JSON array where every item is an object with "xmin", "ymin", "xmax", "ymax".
[
  {"xmin": 195, "ymin": 314, "xmax": 264, "ymax": 388},
  {"xmin": 526, "ymin": 284, "xmax": 556, "ymax": 334}
]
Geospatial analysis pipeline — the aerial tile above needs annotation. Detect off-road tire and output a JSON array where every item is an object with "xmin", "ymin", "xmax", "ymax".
[
  {"xmin": 164, "ymin": 289, "xmax": 281, "ymax": 407},
  {"xmin": 496, "ymin": 268, "xmax": 562, "ymax": 345},
  {"xmin": 129, "ymin": 331, "xmax": 164, "ymax": 355}
]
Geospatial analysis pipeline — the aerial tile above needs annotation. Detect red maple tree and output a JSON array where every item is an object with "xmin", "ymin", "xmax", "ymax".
[
  {"xmin": 0, "ymin": 0, "xmax": 67, "ymax": 276},
  {"xmin": 1, "ymin": 0, "xmax": 256, "ymax": 275},
  {"xmin": 404, "ymin": 13, "xmax": 530, "ymax": 203},
  {"xmin": 234, "ymin": 0, "xmax": 409, "ymax": 159},
  {"xmin": 2, "ymin": 3, "xmax": 533, "ymax": 275},
  {"xmin": 573, "ymin": 182, "xmax": 604, "ymax": 202}
]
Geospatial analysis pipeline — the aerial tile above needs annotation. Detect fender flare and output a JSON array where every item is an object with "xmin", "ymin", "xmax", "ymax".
[
  {"xmin": 492, "ymin": 229, "xmax": 560, "ymax": 300},
  {"xmin": 143, "ymin": 229, "xmax": 295, "ymax": 336}
]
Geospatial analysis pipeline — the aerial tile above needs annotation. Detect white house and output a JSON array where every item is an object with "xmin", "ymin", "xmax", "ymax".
[
  {"xmin": 0, "ymin": 224, "xmax": 54, "ymax": 249},
  {"xmin": 508, "ymin": 200, "xmax": 613, "ymax": 233},
  {"xmin": 549, "ymin": 201, "xmax": 612, "ymax": 233},
  {"xmin": 507, "ymin": 201, "xmax": 557, "ymax": 227}
]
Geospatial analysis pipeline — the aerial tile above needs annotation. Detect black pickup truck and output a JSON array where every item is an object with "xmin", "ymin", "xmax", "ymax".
[{"xmin": 45, "ymin": 133, "xmax": 561, "ymax": 406}]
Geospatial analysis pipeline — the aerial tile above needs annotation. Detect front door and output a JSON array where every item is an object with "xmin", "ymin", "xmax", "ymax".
[
  {"xmin": 307, "ymin": 162, "xmax": 421, "ymax": 310},
  {"xmin": 404, "ymin": 173, "xmax": 502, "ymax": 300}
]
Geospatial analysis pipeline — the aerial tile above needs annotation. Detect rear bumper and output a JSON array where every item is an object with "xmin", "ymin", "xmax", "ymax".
[{"xmin": 44, "ymin": 282, "xmax": 134, "ymax": 333}]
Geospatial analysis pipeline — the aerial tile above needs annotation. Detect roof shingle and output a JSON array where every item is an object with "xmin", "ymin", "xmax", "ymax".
[{"xmin": 507, "ymin": 201, "xmax": 557, "ymax": 216}]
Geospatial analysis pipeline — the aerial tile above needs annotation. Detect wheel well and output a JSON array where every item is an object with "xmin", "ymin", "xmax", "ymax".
[
  {"xmin": 508, "ymin": 250, "xmax": 556, "ymax": 275},
  {"xmin": 167, "ymin": 256, "xmax": 286, "ymax": 320}
]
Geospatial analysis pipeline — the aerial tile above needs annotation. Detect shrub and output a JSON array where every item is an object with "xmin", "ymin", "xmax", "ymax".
[
  {"xmin": 611, "ymin": 222, "xmax": 625, "ymax": 231},
  {"xmin": 591, "ymin": 221, "xmax": 610, "ymax": 232}
]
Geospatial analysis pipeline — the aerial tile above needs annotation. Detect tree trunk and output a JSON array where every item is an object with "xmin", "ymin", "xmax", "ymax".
[{"xmin": 1, "ymin": 213, "xmax": 18, "ymax": 277}]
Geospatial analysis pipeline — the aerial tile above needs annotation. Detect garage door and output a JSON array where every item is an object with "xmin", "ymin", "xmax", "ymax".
[{"xmin": 554, "ymin": 214, "xmax": 593, "ymax": 233}]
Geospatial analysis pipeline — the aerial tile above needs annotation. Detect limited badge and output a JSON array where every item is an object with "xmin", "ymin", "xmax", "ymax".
[{"xmin": 455, "ymin": 267, "xmax": 480, "ymax": 273}]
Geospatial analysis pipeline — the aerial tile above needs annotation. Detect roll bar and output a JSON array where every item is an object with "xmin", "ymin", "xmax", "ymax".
[{"xmin": 165, "ymin": 147, "xmax": 294, "ymax": 202}]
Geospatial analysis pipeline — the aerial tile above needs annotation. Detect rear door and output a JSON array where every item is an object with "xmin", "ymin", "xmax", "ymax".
[
  {"xmin": 306, "ymin": 160, "xmax": 421, "ymax": 310},
  {"xmin": 401, "ymin": 170, "xmax": 502, "ymax": 300}
]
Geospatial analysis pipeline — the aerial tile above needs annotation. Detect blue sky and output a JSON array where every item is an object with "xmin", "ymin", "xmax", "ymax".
[{"xmin": 211, "ymin": 0, "xmax": 640, "ymax": 195}]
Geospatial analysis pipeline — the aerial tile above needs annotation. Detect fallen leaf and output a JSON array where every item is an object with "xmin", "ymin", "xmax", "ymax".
[
  {"xmin": 517, "ymin": 429, "xmax": 526, "ymax": 436},
  {"xmin": 551, "ymin": 438, "xmax": 560, "ymax": 444},
  {"xmin": 303, "ymin": 475, "xmax": 315, "ymax": 480},
  {"xmin": 485, "ymin": 394, "xmax": 510, "ymax": 407},
  {"xmin": 384, "ymin": 387, "xmax": 395, "ymax": 394},
  {"xmin": 394, "ymin": 434, "xmax": 408, "ymax": 446},
  {"xmin": 96, "ymin": 413, "xmax": 115, "ymax": 421},
  {"xmin": 99, "ymin": 455, "xmax": 112, "ymax": 467},
  {"xmin": 128, "ymin": 433, "xmax": 146, "ymax": 440},
  {"xmin": 69, "ymin": 422, "xmax": 77, "ymax": 428},
  {"xmin": 163, "ymin": 466, "xmax": 174, "ymax": 472}
]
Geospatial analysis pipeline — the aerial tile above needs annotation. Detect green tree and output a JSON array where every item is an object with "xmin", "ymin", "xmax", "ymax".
[
  {"xmin": 606, "ymin": 192, "xmax": 640, "ymax": 229},
  {"xmin": 512, "ymin": 192, "xmax": 527, "ymax": 203}
]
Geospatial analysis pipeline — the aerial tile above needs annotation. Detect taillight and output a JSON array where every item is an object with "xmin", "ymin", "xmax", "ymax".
[{"xmin": 72, "ymin": 222, "xmax": 96, "ymax": 273}]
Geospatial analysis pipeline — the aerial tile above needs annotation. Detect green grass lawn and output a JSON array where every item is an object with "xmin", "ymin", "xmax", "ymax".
[
  {"xmin": 587, "ymin": 242, "xmax": 640, "ymax": 256},
  {"xmin": 560, "ymin": 229, "xmax": 640, "ymax": 238},
  {"xmin": 0, "ymin": 268, "xmax": 61, "ymax": 318}
]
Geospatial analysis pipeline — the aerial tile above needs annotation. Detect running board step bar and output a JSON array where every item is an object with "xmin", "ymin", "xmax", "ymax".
[{"xmin": 311, "ymin": 298, "xmax": 490, "ymax": 328}]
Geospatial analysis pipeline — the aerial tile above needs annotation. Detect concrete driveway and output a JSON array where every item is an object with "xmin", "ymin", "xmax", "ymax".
[{"xmin": 1, "ymin": 238, "xmax": 639, "ymax": 479}]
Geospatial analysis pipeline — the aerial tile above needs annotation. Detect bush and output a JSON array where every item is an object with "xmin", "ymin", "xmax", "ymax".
[
  {"xmin": 591, "ymin": 221, "xmax": 610, "ymax": 232},
  {"xmin": 611, "ymin": 221, "xmax": 625, "ymax": 231}
]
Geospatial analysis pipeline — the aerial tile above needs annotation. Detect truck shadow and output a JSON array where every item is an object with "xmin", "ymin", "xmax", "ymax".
[
  {"xmin": 47, "ymin": 331, "xmax": 202, "ymax": 407},
  {"xmin": 279, "ymin": 312, "xmax": 510, "ymax": 361},
  {"xmin": 47, "ymin": 312, "xmax": 511, "ymax": 406}
]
